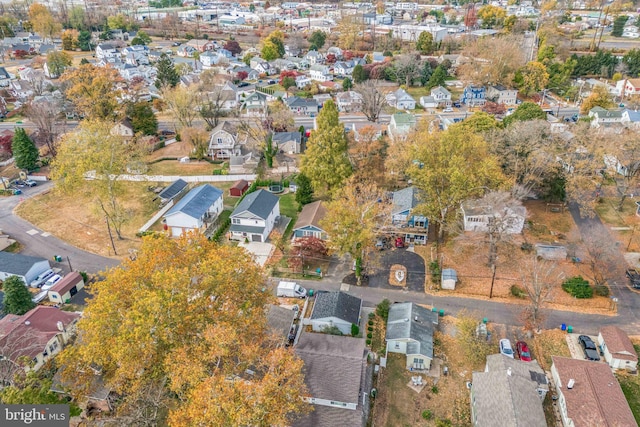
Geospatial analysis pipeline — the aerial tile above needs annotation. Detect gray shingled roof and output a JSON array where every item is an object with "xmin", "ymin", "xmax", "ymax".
[
  {"xmin": 164, "ymin": 184, "xmax": 223, "ymax": 220},
  {"xmin": 292, "ymin": 405, "xmax": 365, "ymax": 427},
  {"xmin": 0, "ymin": 252, "xmax": 47, "ymax": 277},
  {"xmin": 231, "ymin": 189, "xmax": 279, "ymax": 220},
  {"xmin": 266, "ymin": 304, "xmax": 296, "ymax": 340},
  {"xmin": 386, "ymin": 303, "xmax": 438, "ymax": 359},
  {"xmin": 471, "ymin": 370, "xmax": 546, "ymax": 427},
  {"xmin": 272, "ymin": 131, "xmax": 301, "ymax": 145},
  {"xmin": 295, "ymin": 333, "xmax": 365, "ymax": 404},
  {"xmin": 392, "ymin": 186, "xmax": 419, "ymax": 215},
  {"xmin": 311, "ymin": 291, "xmax": 361, "ymax": 325},
  {"xmin": 158, "ymin": 179, "xmax": 188, "ymax": 201},
  {"xmin": 485, "ymin": 354, "xmax": 548, "ymax": 390}
]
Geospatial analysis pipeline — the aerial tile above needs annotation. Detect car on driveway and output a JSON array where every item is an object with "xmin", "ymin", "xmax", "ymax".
[
  {"xmin": 500, "ymin": 338, "xmax": 514, "ymax": 358},
  {"xmin": 24, "ymin": 179, "xmax": 36, "ymax": 187},
  {"xmin": 516, "ymin": 341, "xmax": 532, "ymax": 362},
  {"xmin": 627, "ymin": 269, "xmax": 640, "ymax": 288},
  {"xmin": 579, "ymin": 335, "xmax": 601, "ymax": 361}
]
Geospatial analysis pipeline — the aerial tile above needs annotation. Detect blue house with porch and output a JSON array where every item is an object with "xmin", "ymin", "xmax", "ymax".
[
  {"xmin": 461, "ymin": 85, "xmax": 486, "ymax": 107},
  {"xmin": 291, "ymin": 201, "xmax": 328, "ymax": 241},
  {"xmin": 391, "ymin": 187, "xmax": 429, "ymax": 245}
]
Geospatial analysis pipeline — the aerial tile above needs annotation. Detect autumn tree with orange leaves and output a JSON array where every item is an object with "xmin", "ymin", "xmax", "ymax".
[
  {"xmin": 60, "ymin": 64, "xmax": 123, "ymax": 120},
  {"xmin": 59, "ymin": 234, "xmax": 310, "ymax": 426}
]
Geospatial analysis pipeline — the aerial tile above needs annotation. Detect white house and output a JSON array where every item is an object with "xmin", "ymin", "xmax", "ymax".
[
  {"xmin": 461, "ymin": 198, "xmax": 526, "ymax": 234},
  {"xmin": 386, "ymin": 302, "xmax": 438, "ymax": 371},
  {"xmin": 208, "ymin": 121, "xmax": 243, "ymax": 159},
  {"xmin": 0, "ymin": 252, "xmax": 51, "ymax": 286},
  {"xmin": 430, "ymin": 85, "xmax": 452, "ymax": 106},
  {"xmin": 387, "ymin": 112, "xmax": 417, "ymax": 141},
  {"xmin": 419, "ymin": 95, "xmax": 438, "ymax": 109},
  {"xmin": 229, "ymin": 189, "xmax": 280, "ymax": 242},
  {"xmin": 588, "ymin": 106, "xmax": 624, "ymax": 128},
  {"xmin": 295, "ymin": 74, "xmax": 312, "ymax": 89},
  {"xmin": 309, "ymin": 291, "xmax": 362, "ymax": 335},
  {"xmin": 47, "ymin": 272, "xmax": 85, "ymax": 304},
  {"xmin": 386, "ymin": 88, "xmax": 416, "ymax": 110},
  {"xmin": 96, "ymin": 43, "xmax": 118, "ymax": 60},
  {"xmin": 309, "ymin": 64, "xmax": 333, "ymax": 82},
  {"xmin": 163, "ymin": 185, "xmax": 224, "ymax": 237},
  {"xmin": 597, "ymin": 326, "xmax": 638, "ymax": 372},
  {"xmin": 486, "ymin": 85, "xmax": 518, "ymax": 105}
]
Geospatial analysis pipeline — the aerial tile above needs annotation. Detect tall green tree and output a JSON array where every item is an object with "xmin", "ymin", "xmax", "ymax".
[
  {"xmin": 301, "ymin": 100, "xmax": 352, "ymax": 193},
  {"xmin": 46, "ymin": 50, "xmax": 72, "ymax": 77},
  {"xmin": 308, "ymin": 30, "xmax": 327, "ymax": 50},
  {"xmin": 12, "ymin": 128, "xmax": 39, "ymax": 171},
  {"xmin": 342, "ymin": 77, "xmax": 353, "ymax": 90},
  {"xmin": 130, "ymin": 30, "xmax": 151, "ymax": 46},
  {"xmin": 612, "ymin": 15, "xmax": 629, "ymax": 37},
  {"xmin": 77, "ymin": 30, "xmax": 92, "ymax": 51},
  {"xmin": 295, "ymin": 173, "xmax": 314, "ymax": 206},
  {"xmin": 3, "ymin": 276, "xmax": 35, "ymax": 315},
  {"xmin": 408, "ymin": 125, "xmax": 505, "ymax": 241},
  {"xmin": 261, "ymin": 30, "xmax": 285, "ymax": 61},
  {"xmin": 155, "ymin": 53, "xmax": 180, "ymax": 89},
  {"xmin": 352, "ymin": 64, "xmax": 367, "ymax": 83},
  {"xmin": 127, "ymin": 102, "xmax": 158, "ymax": 135},
  {"xmin": 416, "ymin": 31, "xmax": 434, "ymax": 54},
  {"xmin": 503, "ymin": 102, "xmax": 546, "ymax": 126},
  {"xmin": 427, "ymin": 65, "xmax": 447, "ymax": 89}
]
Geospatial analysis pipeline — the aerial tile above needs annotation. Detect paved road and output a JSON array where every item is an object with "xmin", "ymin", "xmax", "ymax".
[{"xmin": 0, "ymin": 182, "xmax": 119, "ymax": 274}]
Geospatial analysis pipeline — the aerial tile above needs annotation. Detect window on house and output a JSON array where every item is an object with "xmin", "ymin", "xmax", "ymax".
[
  {"xmin": 395, "ymin": 342, "xmax": 400, "ymax": 349},
  {"xmin": 50, "ymin": 341, "xmax": 59, "ymax": 352},
  {"xmin": 231, "ymin": 218, "xmax": 240, "ymax": 225},
  {"xmin": 217, "ymin": 137, "xmax": 223, "ymax": 144},
  {"xmin": 413, "ymin": 358, "xmax": 424, "ymax": 364}
]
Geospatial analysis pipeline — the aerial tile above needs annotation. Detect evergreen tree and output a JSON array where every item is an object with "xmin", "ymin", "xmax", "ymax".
[
  {"xmin": 127, "ymin": 102, "xmax": 158, "ymax": 135},
  {"xmin": 12, "ymin": 128, "xmax": 38, "ymax": 171},
  {"xmin": 427, "ymin": 65, "xmax": 447, "ymax": 89},
  {"xmin": 295, "ymin": 173, "xmax": 314, "ymax": 206},
  {"xmin": 301, "ymin": 100, "xmax": 352, "ymax": 193},
  {"xmin": 78, "ymin": 30, "xmax": 92, "ymax": 51},
  {"xmin": 352, "ymin": 64, "xmax": 366, "ymax": 83},
  {"xmin": 308, "ymin": 31, "xmax": 327, "ymax": 50},
  {"xmin": 416, "ymin": 31, "xmax": 434, "ymax": 55},
  {"xmin": 3, "ymin": 276, "xmax": 35, "ymax": 315},
  {"xmin": 155, "ymin": 53, "xmax": 180, "ymax": 89},
  {"xmin": 612, "ymin": 15, "xmax": 629, "ymax": 37},
  {"xmin": 342, "ymin": 77, "xmax": 353, "ymax": 91}
]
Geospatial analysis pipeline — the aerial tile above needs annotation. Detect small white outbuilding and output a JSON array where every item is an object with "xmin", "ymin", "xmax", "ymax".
[{"xmin": 441, "ymin": 268, "xmax": 457, "ymax": 290}]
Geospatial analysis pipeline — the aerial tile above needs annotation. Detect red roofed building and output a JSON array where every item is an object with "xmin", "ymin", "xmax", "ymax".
[
  {"xmin": 551, "ymin": 356, "xmax": 638, "ymax": 427},
  {"xmin": 47, "ymin": 271, "xmax": 85, "ymax": 304},
  {"xmin": 0, "ymin": 306, "xmax": 80, "ymax": 382},
  {"xmin": 598, "ymin": 326, "xmax": 638, "ymax": 372}
]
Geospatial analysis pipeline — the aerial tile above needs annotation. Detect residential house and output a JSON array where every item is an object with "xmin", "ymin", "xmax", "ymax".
[
  {"xmin": 386, "ymin": 302, "xmax": 438, "ymax": 371},
  {"xmin": 47, "ymin": 272, "xmax": 85, "ymax": 304},
  {"xmin": 461, "ymin": 85, "xmax": 486, "ymax": 107},
  {"xmin": 9, "ymin": 80, "xmax": 34, "ymax": 101},
  {"xmin": 461, "ymin": 198, "xmax": 526, "ymax": 234},
  {"xmin": 430, "ymin": 85, "xmax": 451, "ymax": 107},
  {"xmin": 293, "ymin": 333, "xmax": 367, "ymax": 427},
  {"xmin": 387, "ymin": 112, "xmax": 417, "ymax": 141},
  {"xmin": 438, "ymin": 113, "xmax": 467, "ymax": 130},
  {"xmin": 420, "ymin": 95, "xmax": 438, "ymax": 109},
  {"xmin": 229, "ymin": 189, "xmax": 280, "ymax": 242},
  {"xmin": 295, "ymin": 74, "xmax": 312, "ymax": 89},
  {"xmin": 240, "ymin": 91, "xmax": 268, "ymax": 116},
  {"xmin": 371, "ymin": 52, "xmax": 386, "ymax": 63},
  {"xmin": 598, "ymin": 326, "xmax": 638, "ymax": 372},
  {"xmin": 110, "ymin": 119, "xmax": 135, "ymax": 140},
  {"xmin": 309, "ymin": 65, "xmax": 333, "ymax": 82},
  {"xmin": 551, "ymin": 356, "xmax": 638, "ymax": 427},
  {"xmin": 163, "ymin": 184, "xmax": 224, "ymax": 237},
  {"xmin": 0, "ymin": 252, "xmax": 51, "ymax": 285},
  {"xmin": 589, "ymin": 106, "xmax": 624, "ymax": 128},
  {"xmin": 326, "ymin": 46, "xmax": 343, "ymax": 59},
  {"xmin": 272, "ymin": 131, "xmax": 302, "ymax": 154},
  {"xmin": 219, "ymin": 15, "xmax": 246, "ymax": 26},
  {"xmin": 470, "ymin": 354, "xmax": 548, "ymax": 427},
  {"xmin": 158, "ymin": 179, "xmax": 188, "ymax": 205},
  {"xmin": 310, "ymin": 291, "xmax": 362, "ymax": 335},
  {"xmin": 185, "ymin": 39, "xmax": 215, "ymax": 52},
  {"xmin": 305, "ymin": 50, "xmax": 324, "ymax": 65},
  {"xmin": 96, "ymin": 42, "xmax": 118, "ymax": 60},
  {"xmin": 208, "ymin": 121, "xmax": 243, "ymax": 159},
  {"xmin": 333, "ymin": 61, "xmax": 353, "ymax": 77},
  {"xmin": 486, "ymin": 85, "xmax": 518, "ymax": 105},
  {"xmin": 621, "ymin": 109, "xmax": 640, "ymax": 129},
  {"xmin": 0, "ymin": 306, "xmax": 80, "ymax": 373},
  {"xmin": 313, "ymin": 93, "xmax": 332, "ymax": 107},
  {"xmin": 200, "ymin": 51, "xmax": 220, "ymax": 67},
  {"xmin": 176, "ymin": 45, "xmax": 197, "ymax": 58},
  {"xmin": 336, "ymin": 90, "xmax": 363, "ymax": 112},
  {"xmin": 386, "ymin": 88, "xmax": 416, "ymax": 110},
  {"xmin": 286, "ymin": 96, "xmax": 319, "ymax": 116},
  {"xmin": 391, "ymin": 186, "xmax": 429, "ymax": 245},
  {"xmin": 254, "ymin": 61, "xmax": 275, "ymax": 75},
  {"xmin": 292, "ymin": 201, "xmax": 328, "ymax": 241},
  {"xmin": 0, "ymin": 67, "xmax": 12, "ymax": 87},
  {"xmin": 349, "ymin": 122, "xmax": 386, "ymax": 142},
  {"xmin": 232, "ymin": 66, "xmax": 260, "ymax": 81},
  {"xmin": 620, "ymin": 78, "xmax": 640, "ymax": 97}
]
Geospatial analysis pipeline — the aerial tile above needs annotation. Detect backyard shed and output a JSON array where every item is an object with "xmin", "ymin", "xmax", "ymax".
[
  {"xmin": 48, "ymin": 272, "xmax": 85, "ymax": 304},
  {"xmin": 157, "ymin": 179, "xmax": 188, "ymax": 204},
  {"xmin": 535, "ymin": 244, "xmax": 567, "ymax": 261},
  {"xmin": 441, "ymin": 268, "xmax": 457, "ymax": 290},
  {"xmin": 230, "ymin": 179, "xmax": 249, "ymax": 197}
]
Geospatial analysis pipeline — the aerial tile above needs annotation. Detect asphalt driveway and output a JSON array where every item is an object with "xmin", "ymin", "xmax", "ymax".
[{"xmin": 367, "ymin": 249, "xmax": 426, "ymax": 293}]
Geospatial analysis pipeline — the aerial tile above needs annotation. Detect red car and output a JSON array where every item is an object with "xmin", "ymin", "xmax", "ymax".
[
  {"xmin": 395, "ymin": 237, "xmax": 404, "ymax": 248},
  {"xmin": 516, "ymin": 341, "xmax": 532, "ymax": 362}
]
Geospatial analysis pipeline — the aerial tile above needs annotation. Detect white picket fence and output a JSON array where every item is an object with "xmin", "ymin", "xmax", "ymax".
[{"xmin": 114, "ymin": 174, "xmax": 257, "ymax": 183}]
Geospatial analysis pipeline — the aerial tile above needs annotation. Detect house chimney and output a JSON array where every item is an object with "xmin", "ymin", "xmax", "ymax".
[
  {"xmin": 567, "ymin": 379, "xmax": 575, "ymax": 389},
  {"xmin": 507, "ymin": 367, "xmax": 512, "ymax": 376},
  {"xmin": 414, "ymin": 315, "xmax": 419, "ymax": 322}
]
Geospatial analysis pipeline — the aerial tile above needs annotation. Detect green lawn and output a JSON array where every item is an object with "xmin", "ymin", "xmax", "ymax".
[
  {"xmin": 278, "ymin": 192, "xmax": 298, "ymax": 239},
  {"xmin": 147, "ymin": 160, "xmax": 224, "ymax": 176},
  {"xmin": 618, "ymin": 372, "xmax": 640, "ymax": 424},
  {"xmin": 595, "ymin": 196, "xmax": 638, "ymax": 228}
]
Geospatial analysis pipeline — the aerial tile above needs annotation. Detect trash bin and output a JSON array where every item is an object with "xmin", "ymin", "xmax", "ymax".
[
  {"xmin": 567, "ymin": 325, "xmax": 573, "ymax": 333},
  {"xmin": 308, "ymin": 289, "xmax": 314, "ymax": 297},
  {"xmin": 431, "ymin": 307, "xmax": 437, "ymax": 312},
  {"xmin": 483, "ymin": 317, "xmax": 488, "ymax": 324},
  {"xmin": 561, "ymin": 323, "xmax": 567, "ymax": 331},
  {"xmin": 439, "ymin": 309, "xmax": 444, "ymax": 317}
]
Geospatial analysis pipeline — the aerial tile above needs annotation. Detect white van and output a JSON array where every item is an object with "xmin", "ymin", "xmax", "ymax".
[
  {"xmin": 30, "ymin": 269, "xmax": 55, "ymax": 288},
  {"xmin": 276, "ymin": 281, "xmax": 307, "ymax": 298},
  {"xmin": 41, "ymin": 274, "xmax": 62, "ymax": 291}
]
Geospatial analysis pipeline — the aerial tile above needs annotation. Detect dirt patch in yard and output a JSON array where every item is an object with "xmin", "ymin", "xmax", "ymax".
[
  {"xmin": 531, "ymin": 329, "xmax": 571, "ymax": 371},
  {"xmin": 596, "ymin": 197, "xmax": 640, "ymax": 252},
  {"xmin": 415, "ymin": 200, "xmax": 615, "ymax": 315},
  {"xmin": 147, "ymin": 140, "xmax": 193, "ymax": 161}
]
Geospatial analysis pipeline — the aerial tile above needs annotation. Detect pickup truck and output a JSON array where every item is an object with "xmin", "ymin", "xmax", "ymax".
[{"xmin": 626, "ymin": 269, "xmax": 640, "ymax": 288}]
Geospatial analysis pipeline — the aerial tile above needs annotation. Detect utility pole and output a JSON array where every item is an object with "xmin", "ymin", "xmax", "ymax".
[
  {"xmin": 66, "ymin": 256, "xmax": 73, "ymax": 272},
  {"xmin": 489, "ymin": 264, "xmax": 497, "ymax": 299}
]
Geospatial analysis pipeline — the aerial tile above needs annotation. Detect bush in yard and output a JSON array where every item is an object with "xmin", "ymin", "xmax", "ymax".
[
  {"xmin": 351, "ymin": 324, "xmax": 359, "ymax": 336},
  {"xmin": 323, "ymin": 325, "xmax": 343, "ymax": 336},
  {"xmin": 368, "ymin": 319, "xmax": 374, "ymax": 325},
  {"xmin": 368, "ymin": 326, "xmax": 373, "ymax": 332},
  {"xmin": 436, "ymin": 419, "xmax": 452, "ymax": 427},
  {"xmin": 510, "ymin": 284, "xmax": 526, "ymax": 299},
  {"xmin": 376, "ymin": 299, "xmax": 391, "ymax": 322},
  {"xmin": 431, "ymin": 386, "xmax": 438, "ymax": 394},
  {"xmin": 595, "ymin": 284, "xmax": 610, "ymax": 297},
  {"xmin": 366, "ymin": 339, "xmax": 371, "ymax": 345},
  {"xmin": 367, "ymin": 332, "xmax": 372, "ymax": 339},
  {"xmin": 422, "ymin": 410, "xmax": 433, "ymax": 420},
  {"xmin": 429, "ymin": 260, "xmax": 441, "ymax": 284},
  {"xmin": 562, "ymin": 276, "xmax": 593, "ymax": 298}
]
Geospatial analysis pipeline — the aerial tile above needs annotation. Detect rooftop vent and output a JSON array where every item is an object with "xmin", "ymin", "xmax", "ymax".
[{"xmin": 567, "ymin": 379, "xmax": 575, "ymax": 389}]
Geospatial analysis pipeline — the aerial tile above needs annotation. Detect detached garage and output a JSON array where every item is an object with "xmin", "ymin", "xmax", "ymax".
[
  {"xmin": 48, "ymin": 272, "xmax": 85, "ymax": 304},
  {"xmin": 0, "ymin": 252, "xmax": 51, "ymax": 285}
]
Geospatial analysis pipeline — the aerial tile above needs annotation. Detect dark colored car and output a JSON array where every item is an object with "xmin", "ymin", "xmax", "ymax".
[
  {"xmin": 453, "ymin": 102, "xmax": 461, "ymax": 108},
  {"xmin": 627, "ymin": 269, "xmax": 640, "ymax": 289},
  {"xmin": 579, "ymin": 335, "xmax": 600, "ymax": 361},
  {"xmin": 516, "ymin": 341, "xmax": 532, "ymax": 362}
]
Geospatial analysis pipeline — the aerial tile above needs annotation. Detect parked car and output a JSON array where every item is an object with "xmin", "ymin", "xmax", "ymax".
[
  {"xmin": 395, "ymin": 237, "xmax": 404, "ymax": 248},
  {"xmin": 41, "ymin": 274, "xmax": 62, "ymax": 291},
  {"xmin": 579, "ymin": 335, "xmax": 601, "ymax": 361},
  {"xmin": 627, "ymin": 269, "xmax": 640, "ymax": 288},
  {"xmin": 452, "ymin": 102, "xmax": 461, "ymax": 108},
  {"xmin": 30, "ymin": 269, "xmax": 55, "ymax": 288},
  {"xmin": 24, "ymin": 179, "xmax": 36, "ymax": 187},
  {"xmin": 443, "ymin": 107, "xmax": 454, "ymax": 113},
  {"xmin": 499, "ymin": 338, "xmax": 514, "ymax": 358},
  {"xmin": 516, "ymin": 341, "xmax": 532, "ymax": 362}
]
